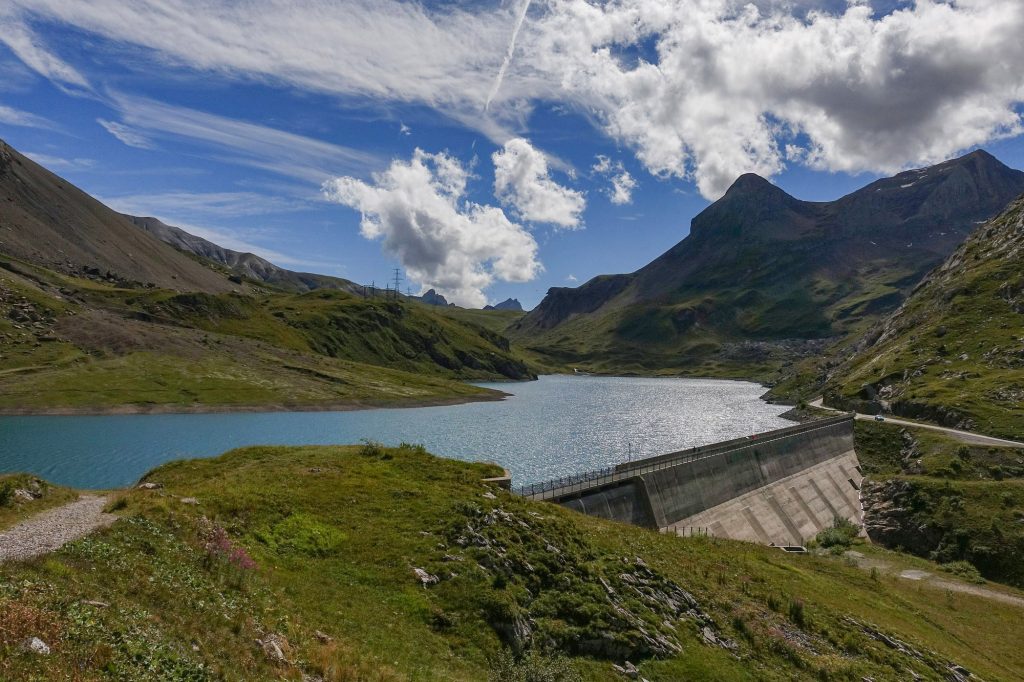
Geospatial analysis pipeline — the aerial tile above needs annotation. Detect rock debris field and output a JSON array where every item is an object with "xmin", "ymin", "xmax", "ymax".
[{"xmin": 0, "ymin": 495, "xmax": 116, "ymax": 563}]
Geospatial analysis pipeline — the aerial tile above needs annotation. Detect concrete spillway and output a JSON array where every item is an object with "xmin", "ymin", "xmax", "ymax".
[{"xmin": 518, "ymin": 415, "xmax": 862, "ymax": 545}]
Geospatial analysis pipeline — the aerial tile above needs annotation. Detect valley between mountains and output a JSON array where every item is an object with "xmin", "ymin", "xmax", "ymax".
[{"xmin": 3, "ymin": 136, "xmax": 1024, "ymax": 681}]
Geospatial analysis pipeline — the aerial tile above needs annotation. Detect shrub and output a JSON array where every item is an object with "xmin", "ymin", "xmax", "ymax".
[
  {"xmin": 0, "ymin": 481, "xmax": 13, "ymax": 507},
  {"xmin": 106, "ymin": 496, "xmax": 128, "ymax": 512},
  {"xmin": 941, "ymin": 561, "xmax": 984, "ymax": 584},
  {"xmin": 788, "ymin": 599, "xmax": 806, "ymax": 628},
  {"xmin": 256, "ymin": 513, "xmax": 347, "ymax": 558},
  {"xmin": 488, "ymin": 649, "xmax": 582, "ymax": 682},
  {"xmin": 814, "ymin": 517, "xmax": 860, "ymax": 550},
  {"xmin": 198, "ymin": 518, "xmax": 257, "ymax": 579}
]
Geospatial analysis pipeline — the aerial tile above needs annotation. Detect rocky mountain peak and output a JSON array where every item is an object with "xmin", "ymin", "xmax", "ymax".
[{"xmin": 484, "ymin": 298, "xmax": 523, "ymax": 312}]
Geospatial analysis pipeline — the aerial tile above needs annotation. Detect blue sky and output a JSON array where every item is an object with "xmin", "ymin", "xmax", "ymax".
[{"xmin": 1, "ymin": 0, "xmax": 1023, "ymax": 308}]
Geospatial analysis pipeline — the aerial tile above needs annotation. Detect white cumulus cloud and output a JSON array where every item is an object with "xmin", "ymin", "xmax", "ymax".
[
  {"xmin": 7, "ymin": 1, "xmax": 1024, "ymax": 199},
  {"xmin": 592, "ymin": 155, "xmax": 637, "ymax": 205},
  {"xmin": 323, "ymin": 149, "xmax": 541, "ymax": 307},
  {"xmin": 520, "ymin": 0, "xmax": 1024, "ymax": 198},
  {"xmin": 492, "ymin": 138, "xmax": 585, "ymax": 228}
]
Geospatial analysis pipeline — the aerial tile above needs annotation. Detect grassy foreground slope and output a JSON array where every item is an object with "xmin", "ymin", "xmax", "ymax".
[
  {"xmin": 823, "ymin": 195, "xmax": 1024, "ymax": 440},
  {"xmin": 855, "ymin": 420, "xmax": 1024, "ymax": 587},
  {"xmin": 3, "ymin": 445, "xmax": 1024, "ymax": 681},
  {"xmin": 0, "ymin": 256, "xmax": 533, "ymax": 413}
]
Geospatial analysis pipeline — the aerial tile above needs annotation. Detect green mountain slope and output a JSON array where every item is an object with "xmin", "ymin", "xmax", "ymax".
[
  {"xmin": 512, "ymin": 151, "xmax": 1024, "ymax": 377},
  {"xmin": 0, "ymin": 140, "xmax": 535, "ymax": 413},
  {"xmin": 3, "ymin": 445, "xmax": 1024, "ymax": 681},
  {"xmin": 0, "ymin": 256, "xmax": 533, "ymax": 413},
  {"xmin": 823, "ymin": 194, "xmax": 1024, "ymax": 440}
]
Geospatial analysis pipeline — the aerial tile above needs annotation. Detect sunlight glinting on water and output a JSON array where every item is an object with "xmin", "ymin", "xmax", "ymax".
[{"xmin": 0, "ymin": 375, "xmax": 791, "ymax": 489}]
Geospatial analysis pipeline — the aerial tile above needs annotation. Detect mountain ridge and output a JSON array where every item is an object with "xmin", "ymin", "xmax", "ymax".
[
  {"xmin": 513, "ymin": 150, "xmax": 1024, "ymax": 376},
  {"xmin": 823, "ymin": 192, "xmax": 1024, "ymax": 439},
  {"xmin": 125, "ymin": 215, "xmax": 361, "ymax": 294},
  {"xmin": 0, "ymin": 139, "xmax": 233, "ymax": 293}
]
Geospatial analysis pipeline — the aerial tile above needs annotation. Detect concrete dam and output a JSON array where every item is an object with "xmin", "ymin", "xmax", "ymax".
[{"xmin": 516, "ymin": 415, "xmax": 862, "ymax": 546}]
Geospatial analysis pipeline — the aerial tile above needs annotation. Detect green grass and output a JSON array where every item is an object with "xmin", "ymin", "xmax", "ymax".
[
  {"xmin": 0, "ymin": 350, "xmax": 500, "ymax": 412},
  {"xmin": 855, "ymin": 420, "xmax": 1024, "ymax": 586},
  {"xmin": 824, "ymin": 199, "xmax": 1024, "ymax": 440},
  {"xmin": 0, "ymin": 258, "xmax": 532, "ymax": 413},
  {"xmin": 0, "ymin": 474, "xmax": 78, "ymax": 531},
  {"xmin": 3, "ymin": 445, "xmax": 1024, "ymax": 680}
]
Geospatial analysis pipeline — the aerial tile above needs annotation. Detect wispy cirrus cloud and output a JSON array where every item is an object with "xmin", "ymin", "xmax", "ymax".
[
  {"xmin": 97, "ymin": 119, "xmax": 151, "ymax": 149},
  {"xmin": 107, "ymin": 94, "xmax": 381, "ymax": 182},
  {"xmin": 23, "ymin": 152, "xmax": 94, "ymax": 170},
  {"xmin": 3, "ymin": 0, "xmax": 517, "ymax": 128},
  {"xmin": 0, "ymin": 13, "xmax": 90, "ymax": 92},
  {"xmin": 102, "ymin": 191, "xmax": 313, "ymax": 220},
  {"xmin": 0, "ymin": 103, "xmax": 57, "ymax": 130},
  {"xmin": 5, "ymin": 0, "xmax": 1024, "ymax": 200}
]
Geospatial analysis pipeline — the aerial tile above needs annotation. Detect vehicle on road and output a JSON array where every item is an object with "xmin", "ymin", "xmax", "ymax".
[{"xmin": 874, "ymin": 415, "xmax": 885, "ymax": 422}]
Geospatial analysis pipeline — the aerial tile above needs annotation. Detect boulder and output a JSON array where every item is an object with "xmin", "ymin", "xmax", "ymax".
[
  {"xmin": 257, "ymin": 633, "xmax": 290, "ymax": 664},
  {"xmin": 413, "ymin": 567, "xmax": 438, "ymax": 587},
  {"xmin": 21, "ymin": 637, "xmax": 50, "ymax": 655}
]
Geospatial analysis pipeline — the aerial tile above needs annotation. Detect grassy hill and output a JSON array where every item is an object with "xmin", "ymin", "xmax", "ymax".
[
  {"xmin": 512, "ymin": 152, "xmax": 1024, "ymax": 379},
  {"xmin": 3, "ymin": 445, "xmax": 1024, "ymax": 680},
  {"xmin": 0, "ymin": 138, "xmax": 538, "ymax": 413},
  {"xmin": 821, "ymin": 194, "xmax": 1024, "ymax": 440},
  {"xmin": 0, "ymin": 255, "xmax": 533, "ymax": 413}
]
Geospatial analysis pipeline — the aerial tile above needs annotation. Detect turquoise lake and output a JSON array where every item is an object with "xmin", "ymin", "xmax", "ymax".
[{"xmin": 0, "ymin": 375, "xmax": 791, "ymax": 489}]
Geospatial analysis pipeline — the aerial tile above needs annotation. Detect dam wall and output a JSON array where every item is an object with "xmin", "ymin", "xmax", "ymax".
[{"xmin": 518, "ymin": 415, "xmax": 862, "ymax": 545}]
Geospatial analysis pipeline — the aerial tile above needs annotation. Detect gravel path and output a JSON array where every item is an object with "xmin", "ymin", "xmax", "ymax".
[{"xmin": 0, "ymin": 495, "xmax": 117, "ymax": 563}]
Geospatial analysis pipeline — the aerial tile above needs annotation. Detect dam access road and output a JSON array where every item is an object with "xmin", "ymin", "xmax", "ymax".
[{"xmin": 809, "ymin": 398, "xmax": 1024, "ymax": 448}]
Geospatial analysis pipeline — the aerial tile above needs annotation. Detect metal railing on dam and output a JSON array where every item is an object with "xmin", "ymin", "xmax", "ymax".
[{"xmin": 514, "ymin": 413, "xmax": 855, "ymax": 502}]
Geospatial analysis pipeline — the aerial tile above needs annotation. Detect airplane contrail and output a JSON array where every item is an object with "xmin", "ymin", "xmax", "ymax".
[{"xmin": 484, "ymin": 0, "xmax": 532, "ymax": 113}]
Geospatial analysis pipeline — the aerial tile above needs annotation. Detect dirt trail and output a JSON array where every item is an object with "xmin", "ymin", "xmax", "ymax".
[
  {"xmin": 0, "ymin": 495, "xmax": 116, "ymax": 563},
  {"xmin": 844, "ymin": 551, "xmax": 1024, "ymax": 608}
]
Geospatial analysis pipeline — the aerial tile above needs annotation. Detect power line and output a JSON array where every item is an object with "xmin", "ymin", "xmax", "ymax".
[{"xmin": 392, "ymin": 268, "xmax": 403, "ymax": 300}]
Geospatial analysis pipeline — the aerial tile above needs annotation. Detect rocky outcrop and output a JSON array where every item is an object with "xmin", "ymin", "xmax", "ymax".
[
  {"xmin": 515, "ymin": 274, "xmax": 631, "ymax": 331},
  {"xmin": 824, "ymin": 193, "xmax": 1024, "ymax": 438},
  {"xmin": 417, "ymin": 289, "xmax": 450, "ymax": 306},
  {"xmin": 861, "ymin": 479, "xmax": 943, "ymax": 557},
  {"xmin": 437, "ymin": 503, "xmax": 736, "ymax": 661}
]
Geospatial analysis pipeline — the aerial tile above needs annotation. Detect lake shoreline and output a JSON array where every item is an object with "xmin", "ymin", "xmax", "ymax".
[
  {"xmin": 0, "ymin": 389, "xmax": 512, "ymax": 417},
  {"xmin": 0, "ymin": 375, "xmax": 795, "ymax": 490}
]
